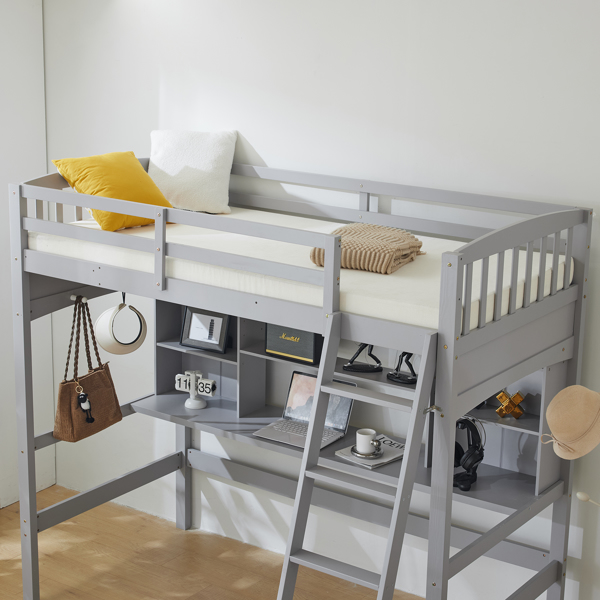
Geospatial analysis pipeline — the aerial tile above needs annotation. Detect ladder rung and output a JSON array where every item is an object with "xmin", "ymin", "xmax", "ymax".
[
  {"xmin": 322, "ymin": 381, "xmax": 413, "ymax": 411},
  {"xmin": 289, "ymin": 549, "xmax": 380, "ymax": 590},
  {"xmin": 305, "ymin": 466, "xmax": 397, "ymax": 502}
]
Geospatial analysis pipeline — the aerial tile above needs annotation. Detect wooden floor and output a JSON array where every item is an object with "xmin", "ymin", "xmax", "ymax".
[{"xmin": 0, "ymin": 486, "xmax": 423, "ymax": 600}]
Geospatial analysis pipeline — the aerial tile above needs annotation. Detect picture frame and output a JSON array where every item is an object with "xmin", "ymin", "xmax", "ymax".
[{"xmin": 180, "ymin": 307, "xmax": 231, "ymax": 354}]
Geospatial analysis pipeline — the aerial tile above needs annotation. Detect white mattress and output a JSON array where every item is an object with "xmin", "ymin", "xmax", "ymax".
[{"xmin": 28, "ymin": 207, "xmax": 572, "ymax": 331}]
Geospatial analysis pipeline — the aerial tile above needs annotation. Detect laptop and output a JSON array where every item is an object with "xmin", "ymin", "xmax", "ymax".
[{"xmin": 253, "ymin": 371, "xmax": 356, "ymax": 449}]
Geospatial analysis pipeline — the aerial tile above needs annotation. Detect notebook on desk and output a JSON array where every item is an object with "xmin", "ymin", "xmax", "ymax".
[{"xmin": 253, "ymin": 371, "xmax": 356, "ymax": 449}]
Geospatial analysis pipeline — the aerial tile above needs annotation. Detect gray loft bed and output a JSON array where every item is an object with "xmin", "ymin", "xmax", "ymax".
[{"xmin": 9, "ymin": 159, "xmax": 591, "ymax": 600}]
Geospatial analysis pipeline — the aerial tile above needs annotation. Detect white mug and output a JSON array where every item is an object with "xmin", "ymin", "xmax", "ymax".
[{"xmin": 356, "ymin": 428, "xmax": 381, "ymax": 455}]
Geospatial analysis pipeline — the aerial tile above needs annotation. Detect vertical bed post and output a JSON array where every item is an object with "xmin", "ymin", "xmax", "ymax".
[
  {"xmin": 175, "ymin": 426, "xmax": 192, "ymax": 530},
  {"xmin": 9, "ymin": 184, "xmax": 40, "ymax": 600},
  {"xmin": 323, "ymin": 235, "xmax": 341, "ymax": 316},
  {"xmin": 426, "ymin": 252, "xmax": 463, "ymax": 600},
  {"xmin": 546, "ymin": 210, "xmax": 592, "ymax": 600}
]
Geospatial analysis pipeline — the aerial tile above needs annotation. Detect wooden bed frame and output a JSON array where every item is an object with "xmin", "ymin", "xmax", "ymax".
[{"xmin": 9, "ymin": 160, "xmax": 591, "ymax": 600}]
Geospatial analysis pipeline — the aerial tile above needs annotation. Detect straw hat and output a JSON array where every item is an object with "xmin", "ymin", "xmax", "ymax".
[{"xmin": 542, "ymin": 385, "xmax": 600, "ymax": 460}]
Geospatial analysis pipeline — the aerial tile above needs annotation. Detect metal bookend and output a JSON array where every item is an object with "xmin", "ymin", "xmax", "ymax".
[
  {"xmin": 387, "ymin": 352, "xmax": 418, "ymax": 385},
  {"xmin": 342, "ymin": 343, "xmax": 383, "ymax": 373}
]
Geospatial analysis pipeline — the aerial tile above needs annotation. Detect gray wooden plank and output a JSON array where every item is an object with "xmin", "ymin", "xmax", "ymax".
[
  {"xmin": 478, "ymin": 256, "xmax": 489, "ymax": 328},
  {"xmin": 466, "ymin": 403, "xmax": 540, "ymax": 435},
  {"xmin": 448, "ymin": 481, "xmax": 563, "ymax": 578},
  {"xmin": 455, "ymin": 337, "xmax": 574, "ymax": 417},
  {"xmin": 30, "ymin": 284, "xmax": 112, "ymax": 321},
  {"xmin": 231, "ymin": 163, "xmax": 569, "ymax": 215},
  {"xmin": 9, "ymin": 187, "xmax": 40, "ymax": 600},
  {"xmin": 378, "ymin": 333, "xmax": 436, "ymax": 600},
  {"xmin": 321, "ymin": 381, "xmax": 414, "ymax": 409},
  {"xmin": 506, "ymin": 561, "xmax": 560, "ymax": 600},
  {"xmin": 23, "ymin": 172, "xmax": 68, "ymax": 190},
  {"xmin": 427, "ymin": 252, "xmax": 464, "ymax": 600},
  {"xmin": 563, "ymin": 227, "xmax": 573, "ymax": 291},
  {"xmin": 550, "ymin": 231, "xmax": 561, "ymax": 295},
  {"xmin": 323, "ymin": 235, "xmax": 341, "ymax": 314},
  {"xmin": 305, "ymin": 466, "xmax": 396, "ymax": 501},
  {"xmin": 278, "ymin": 312, "xmax": 342, "ymax": 600},
  {"xmin": 166, "ymin": 241, "xmax": 325, "ymax": 286},
  {"xmin": 23, "ymin": 250, "xmax": 326, "ymax": 335},
  {"xmin": 165, "ymin": 206, "xmax": 332, "ymax": 248},
  {"xmin": 290, "ymin": 550, "xmax": 380, "ymax": 590},
  {"xmin": 509, "ymin": 246, "xmax": 519, "ymax": 314},
  {"xmin": 462, "ymin": 262, "xmax": 473, "ymax": 335},
  {"xmin": 157, "ymin": 339, "xmax": 238, "ymax": 364},
  {"xmin": 37, "ymin": 453, "xmax": 182, "ymax": 532},
  {"xmin": 455, "ymin": 285, "xmax": 578, "ymax": 356},
  {"xmin": 176, "ymin": 426, "xmax": 192, "ymax": 530},
  {"xmin": 523, "ymin": 241, "xmax": 535, "ymax": 308},
  {"xmin": 231, "ymin": 191, "xmax": 490, "ymax": 241},
  {"xmin": 21, "ymin": 183, "xmax": 157, "ymax": 219},
  {"xmin": 187, "ymin": 450, "xmax": 549, "ymax": 572},
  {"xmin": 23, "ymin": 217, "xmax": 155, "ymax": 252},
  {"xmin": 154, "ymin": 209, "xmax": 166, "ymax": 290},
  {"xmin": 341, "ymin": 312, "xmax": 435, "ymax": 356},
  {"xmin": 538, "ymin": 236, "xmax": 548, "ymax": 302},
  {"xmin": 494, "ymin": 251, "xmax": 504, "ymax": 321},
  {"xmin": 458, "ymin": 210, "xmax": 585, "ymax": 263}
]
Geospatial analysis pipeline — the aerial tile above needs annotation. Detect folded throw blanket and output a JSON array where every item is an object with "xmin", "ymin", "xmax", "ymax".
[{"xmin": 310, "ymin": 223, "xmax": 425, "ymax": 275}]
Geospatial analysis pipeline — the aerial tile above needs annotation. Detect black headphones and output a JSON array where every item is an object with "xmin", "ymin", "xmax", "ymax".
[{"xmin": 453, "ymin": 418, "xmax": 485, "ymax": 492}]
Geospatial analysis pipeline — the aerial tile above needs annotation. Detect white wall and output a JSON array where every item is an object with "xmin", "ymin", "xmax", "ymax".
[
  {"xmin": 41, "ymin": 1, "xmax": 600, "ymax": 598},
  {"xmin": 0, "ymin": 0, "xmax": 56, "ymax": 508}
]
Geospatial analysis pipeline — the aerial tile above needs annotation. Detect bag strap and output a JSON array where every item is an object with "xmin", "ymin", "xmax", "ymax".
[
  {"xmin": 63, "ymin": 296, "xmax": 103, "ymax": 382},
  {"xmin": 82, "ymin": 301, "xmax": 103, "ymax": 369},
  {"xmin": 64, "ymin": 296, "xmax": 83, "ymax": 382}
]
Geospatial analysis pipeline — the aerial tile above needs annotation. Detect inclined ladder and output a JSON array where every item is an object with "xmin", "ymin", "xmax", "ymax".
[{"xmin": 277, "ymin": 312, "xmax": 437, "ymax": 600}]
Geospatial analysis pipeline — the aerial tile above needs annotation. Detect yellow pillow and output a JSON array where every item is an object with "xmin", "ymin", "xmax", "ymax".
[{"xmin": 53, "ymin": 151, "xmax": 172, "ymax": 231}]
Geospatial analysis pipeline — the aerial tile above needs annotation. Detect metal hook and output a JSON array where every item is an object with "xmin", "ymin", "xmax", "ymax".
[{"xmin": 423, "ymin": 405, "xmax": 444, "ymax": 416}]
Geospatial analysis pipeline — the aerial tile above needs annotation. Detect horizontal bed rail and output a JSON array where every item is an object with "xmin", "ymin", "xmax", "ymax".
[
  {"xmin": 15, "ymin": 182, "xmax": 342, "ymax": 318},
  {"xmin": 231, "ymin": 163, "xmax": 572, "ymax": 216}
]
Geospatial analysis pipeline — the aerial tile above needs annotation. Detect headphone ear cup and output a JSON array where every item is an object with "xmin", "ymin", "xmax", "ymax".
[
  {"xmin": 454, "ymin": 441, "xmax": 465, "ymax": 468},
  {"xmin": 461, "ymin": 447, "xmax": 484, "ymax": 472}
]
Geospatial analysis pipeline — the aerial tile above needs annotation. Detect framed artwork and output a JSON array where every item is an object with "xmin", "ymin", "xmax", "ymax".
[{"xmin": 180, "ymin": 307, "xmax": 230, "ymax": 353}]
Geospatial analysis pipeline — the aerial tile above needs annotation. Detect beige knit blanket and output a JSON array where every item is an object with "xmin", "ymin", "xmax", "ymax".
[{"xmin": 310, "ymin": 223, "xmax": 425, "ymax": 275}]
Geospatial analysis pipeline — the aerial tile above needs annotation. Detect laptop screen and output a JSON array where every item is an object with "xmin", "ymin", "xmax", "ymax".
[{"xmin": 283, "ymin": 372, "xmax": 355, "ymax": 433}]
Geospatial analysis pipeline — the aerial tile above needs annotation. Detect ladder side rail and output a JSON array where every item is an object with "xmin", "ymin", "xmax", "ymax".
[
  {"xmin": 277, "ymin": 312, "xmax": 342, "ymax": 600},
  {"xmin": 378, "ymin": 332, "xmax": 437, "ymax": 600}
]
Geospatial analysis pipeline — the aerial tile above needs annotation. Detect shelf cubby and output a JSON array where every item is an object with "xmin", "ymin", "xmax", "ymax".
[
  {"xmin": 146, "ymin": 302, "xmax": 551, "ymax": 513},
  {"xmin": 157, "ymin": 338, "xmax": 238, "ymax": 365}
]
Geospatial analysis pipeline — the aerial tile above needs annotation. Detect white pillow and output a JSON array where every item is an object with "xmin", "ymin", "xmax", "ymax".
[{"xmin": 148, "ymin": 130, "xmax": 237, "ymax": 214}]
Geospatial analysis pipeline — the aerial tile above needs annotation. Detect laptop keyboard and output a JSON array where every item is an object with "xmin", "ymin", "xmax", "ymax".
[{"xmin": 273, "ymin": 420, "xmax": 339, "ymax": 441}]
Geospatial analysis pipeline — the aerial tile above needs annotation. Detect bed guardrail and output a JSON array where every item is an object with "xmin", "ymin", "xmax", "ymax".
[
  {"xmin": 453, "ymin": 208, "xmax": 586, "ymax": 339},
  {"xmin": 14, "ymin": 179, "xmax": 342, "ymax": 321},
  {"xmin": 437, "ymin": 206, "xmax": 591, "ymax": 418}
]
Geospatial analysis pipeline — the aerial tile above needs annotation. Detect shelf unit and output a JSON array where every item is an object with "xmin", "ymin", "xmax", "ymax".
[{"xmin": 141, "ymin": 305, "xmax": 554, "ymax": 515}]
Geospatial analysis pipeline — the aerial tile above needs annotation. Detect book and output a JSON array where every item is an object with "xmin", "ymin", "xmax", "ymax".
[{"xmin": 335, "ymin": 434, "xmax": 405, "ymax": 469}]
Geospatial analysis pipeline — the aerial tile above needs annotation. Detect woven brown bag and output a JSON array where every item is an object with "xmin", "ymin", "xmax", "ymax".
[{"xmin": 53, "ymin": 297, "xmax": 122, "ymax": 443}]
